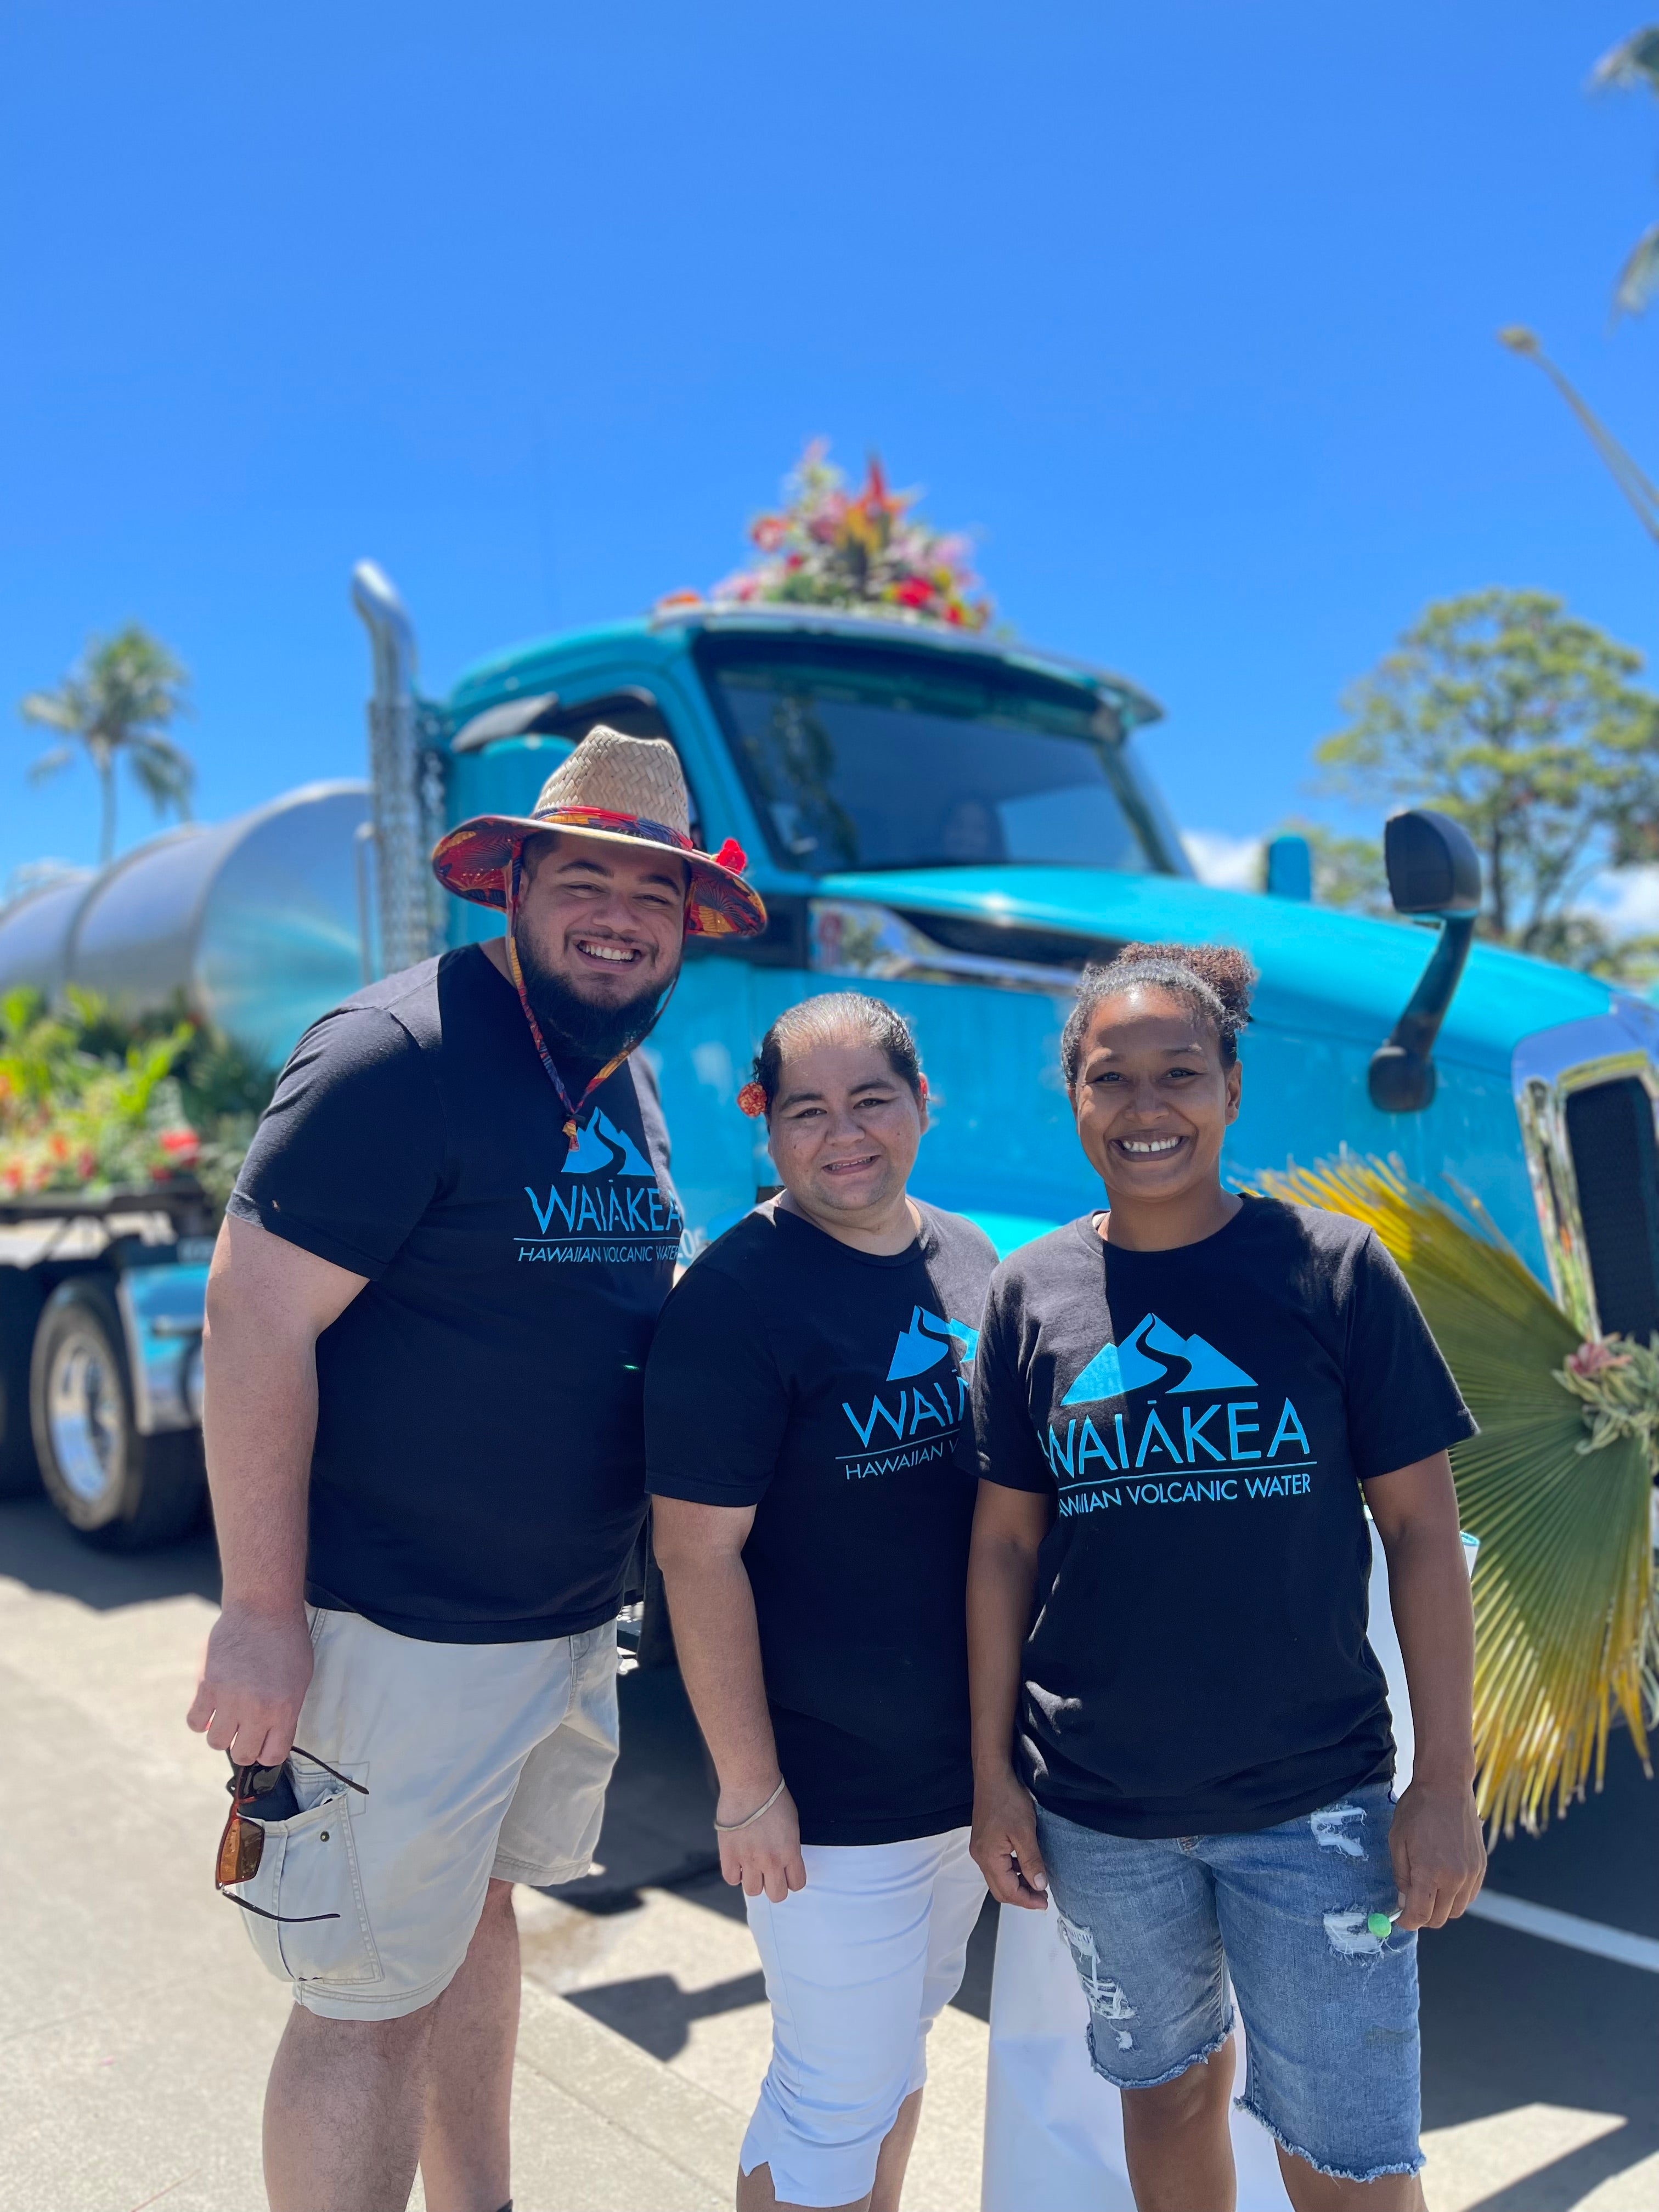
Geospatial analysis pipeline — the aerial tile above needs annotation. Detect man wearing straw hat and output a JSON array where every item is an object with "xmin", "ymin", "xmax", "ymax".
[{"xmin": 187, "ymin": 731, "xmax": 765, "ymax": 2212}]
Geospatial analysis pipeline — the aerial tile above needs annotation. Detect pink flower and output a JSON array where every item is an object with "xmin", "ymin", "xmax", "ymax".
[{"xmin": 1567, "ymin": 1338, "xmax": 1628, "ymax": 1378}]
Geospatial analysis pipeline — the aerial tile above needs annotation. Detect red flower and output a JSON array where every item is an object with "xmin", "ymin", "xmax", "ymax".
[
  {"xmin": 894, "ymin": 577, "xmax": 933, "ymax": 608},
  {"xmin": 159, "ymin": 1127, "xmax": 201, "ymax": 1167},
  {"xmin": 751, "ymin": 515, "xmax": 788, "ymax": 552}
]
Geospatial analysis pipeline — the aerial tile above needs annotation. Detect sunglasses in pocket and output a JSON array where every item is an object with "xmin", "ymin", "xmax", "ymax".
[{"xmin": 217, "ymin": 1746, "xmax": 368, "ymax": 1923}]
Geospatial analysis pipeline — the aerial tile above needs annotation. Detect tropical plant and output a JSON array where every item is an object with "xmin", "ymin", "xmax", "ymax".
[
  {"xmin": 21, "ymin": 625, "xmax": 194, "ymax": 866},
  {"xmin": 1593, "ymin": 26, "xmax": 1659, "ymax": 315},
  {"xmin": 1316, "ymin": 590, "xmax": 1659, "ymax": 961},
  {"xmin": 0, "ymin": 988, "xmax": 272, "ymax": 1212},
  {"xmin": 663, "ymin": 441, "xmax": 992, "ymax": 631},
  {"xmin": 1253, "ymin": 1156, "xmax": 1656, "ymax": 1839}
]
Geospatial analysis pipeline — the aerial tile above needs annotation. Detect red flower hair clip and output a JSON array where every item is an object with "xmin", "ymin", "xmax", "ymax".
[{"xmin": 737, "ymin": 1080, "xmax": 768, "ymax": 1118}]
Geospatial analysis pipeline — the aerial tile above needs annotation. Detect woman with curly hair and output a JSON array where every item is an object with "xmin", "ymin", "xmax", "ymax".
[{"xmin": 969, "ymin": 943, "xmax": 1485, "ymax": 2212}]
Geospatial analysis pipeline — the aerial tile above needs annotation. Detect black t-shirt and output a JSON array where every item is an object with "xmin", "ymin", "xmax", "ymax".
[
  {"xmin": 228, "ymin": 944, "xmax": 682, "ymax": 1643},
  {"xmin": 973, "ymin": 1195, "xmax": 1476, "ymax": 1838},
  {"xmin": 646, "ymin": 1200, "xmax": 998, "ymax": 1846}
]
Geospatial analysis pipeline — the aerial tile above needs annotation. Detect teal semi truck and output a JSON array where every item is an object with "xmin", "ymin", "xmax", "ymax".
[{"xmin": 2, "ymin": 560, "xmax": 1655, "ymax": 1545}]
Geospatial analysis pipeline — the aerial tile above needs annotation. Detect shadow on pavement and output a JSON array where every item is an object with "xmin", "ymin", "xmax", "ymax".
[
  {"xmin": 0, "ymin": 1494, "xmax": 220, "ymax": 1609},
  {"xmin": 1418, "ymin": 1743, "xmax": 1659, "ymax": 2203},
  {"xmin": 567, "ymin": 1968, "xmax": 769, "ymax": 2061}
]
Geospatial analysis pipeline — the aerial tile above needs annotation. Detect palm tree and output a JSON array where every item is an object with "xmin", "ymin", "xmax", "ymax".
[
  {"xmin": 1593, "ymin": 27, "xmax": 1659, "ymax": 314},
  {"xmin": 21, "ymin": 626, "xmax": 194, "ymax": 867}
]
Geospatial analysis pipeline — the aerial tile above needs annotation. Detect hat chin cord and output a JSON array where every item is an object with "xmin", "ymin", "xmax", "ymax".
[{"xmin": 502, "ymin": 850, "xmax": 682, "ymax": 1155}]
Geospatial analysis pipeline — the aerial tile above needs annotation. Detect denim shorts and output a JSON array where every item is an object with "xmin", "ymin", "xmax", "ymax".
[{"xmin": 1036, "ymin": 1779, "xmax": 1422, "ymax": 2184}]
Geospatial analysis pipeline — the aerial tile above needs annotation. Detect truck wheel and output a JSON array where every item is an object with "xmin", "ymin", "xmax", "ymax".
[
  {"xmin": 29, "ymin": 1280, "xmax": 206, "ymax": 1550},
  {"xmin": 0, "ymin": 1272, "xmax": 43, "ymax": 1497}
]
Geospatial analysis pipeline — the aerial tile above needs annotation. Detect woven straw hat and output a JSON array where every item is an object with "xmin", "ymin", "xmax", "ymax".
[{"xmin": 431, "ymin": 726, "xmax": 766, "ymax": 939}]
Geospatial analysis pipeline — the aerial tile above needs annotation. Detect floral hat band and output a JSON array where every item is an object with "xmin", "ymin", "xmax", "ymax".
[{"xmin": 538, "ymin": 803, "xmax": 751, "ymax": 880}]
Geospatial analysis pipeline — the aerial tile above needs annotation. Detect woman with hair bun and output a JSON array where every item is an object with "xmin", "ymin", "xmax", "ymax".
[
  {"xmin": 646, "ymin": 992, "xmax": 998, "ymax": 2212},
  {"xmin": 968, "ymin": 942, "xmax": 1485, "ymax": 2211}
]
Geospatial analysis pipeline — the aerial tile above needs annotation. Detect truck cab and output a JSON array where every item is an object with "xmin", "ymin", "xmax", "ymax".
[{"xmin": 415, "ymin": 588, "xmax": 1659, "ymax": 1343}]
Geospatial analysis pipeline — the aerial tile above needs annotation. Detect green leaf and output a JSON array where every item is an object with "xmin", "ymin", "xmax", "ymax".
[{"xmin": 1251, "ymin": 1157, "xmax": 1655, "ymax": 1836}]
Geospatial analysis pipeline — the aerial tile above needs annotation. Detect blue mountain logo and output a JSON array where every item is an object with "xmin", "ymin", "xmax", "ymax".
[
  {"xmin": 563, "ymin": 1110, "xmax": 657, "ymax": 1178},
  {"xmin": 887, "ymin": 1306, "xmax": 982, "ymax": 1381},
  {"xmin": 1061, "ymin": 1313, "xmax": 1254, "ymax": 1406}
]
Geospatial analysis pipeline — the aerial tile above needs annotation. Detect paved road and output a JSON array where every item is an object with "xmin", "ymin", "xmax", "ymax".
[{"xmin": 1, "ymin": 1496, "xmax": 1655, "ymax": 2211}]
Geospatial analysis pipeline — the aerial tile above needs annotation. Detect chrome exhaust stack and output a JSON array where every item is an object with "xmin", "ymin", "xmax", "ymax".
[{"xmin": 351, "ymin": 560, "xmax": 443, "ymax": 978}]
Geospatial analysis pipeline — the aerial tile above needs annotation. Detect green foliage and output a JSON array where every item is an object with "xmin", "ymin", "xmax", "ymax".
[
  {"xmin": 20, "ymin": 625, "xmax": 194, "ymax": 867},
  {"xmin": 1315, "ymin": 590, "xmax": 1659, "ymax": 963},
  {"xmin": 0, "ymin": 988, "xmax": 273, "ymax": 1212},
  {"xmin": 1593, "ymin": 26, "xmax": 1659, "ymax": 315},
  {"xmin": 1255, "ymin": 1155, "xmax": 1655, "ymax": 1838}
]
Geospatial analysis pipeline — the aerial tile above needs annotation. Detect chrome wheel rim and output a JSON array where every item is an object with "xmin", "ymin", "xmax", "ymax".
[{"xmin": 47, "ymin": 1330, "xmax": 125, "ymax": 1510}]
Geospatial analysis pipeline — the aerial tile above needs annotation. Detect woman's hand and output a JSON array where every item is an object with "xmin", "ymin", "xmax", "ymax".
[
  {"xmin": 1388, "ymin": 1778, "xmax": 1486, "ymax": 1931},
  {"xmin": 972, "ymin": 1764, "xmax": 1048, "ymax": 1909},
  {"xmin": 718, "ymin": 1779, "xmax": 807, "ymax": 1903}
]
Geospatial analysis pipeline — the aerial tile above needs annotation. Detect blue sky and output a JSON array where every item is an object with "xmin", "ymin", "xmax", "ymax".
[{"xmin": 3, "ymin": 2, "xmax": 1657, "ymax": 898}]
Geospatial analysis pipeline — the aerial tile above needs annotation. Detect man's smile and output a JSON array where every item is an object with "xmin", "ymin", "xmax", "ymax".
[
  {"xmin": 1115, "ymin": 1135, "xmax": 1186, "ymax": 1157},
  {"xmin": 573, "ymin": 937, "xmax": 646, "ymax": 968}
]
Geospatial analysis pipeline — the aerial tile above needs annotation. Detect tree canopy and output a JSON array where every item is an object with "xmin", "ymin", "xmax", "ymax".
[
  {"xmin": 21, "ymin": 624, "xmax": 194, "ymax": 866},
  {"xmin": 1594, "ymin": 25, "xmax": 1659, "ymax": 315},
  {"xmin": 1315, "ymin": 589, "xmax": 1659, "ymax": 966}
]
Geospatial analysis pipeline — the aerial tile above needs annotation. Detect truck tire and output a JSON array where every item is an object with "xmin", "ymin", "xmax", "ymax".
[
  {"xmin": 29, "ymin": 1279, "xmax": 206, "ymax": 1550},
  {"xmin": 0, "ymin": 1272, "xmax": 43, "ymax": 1497}
]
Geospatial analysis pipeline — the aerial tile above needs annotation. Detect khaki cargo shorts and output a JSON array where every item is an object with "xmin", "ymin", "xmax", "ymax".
[{"xmin": 233, "ymin": 1605, "xmax": 618, "ymax": 2021}]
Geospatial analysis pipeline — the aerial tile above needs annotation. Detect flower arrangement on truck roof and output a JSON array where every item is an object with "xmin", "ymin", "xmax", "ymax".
[{"xmin": 658, "ymin": 440, "xmax": 992, "ymax": 631}]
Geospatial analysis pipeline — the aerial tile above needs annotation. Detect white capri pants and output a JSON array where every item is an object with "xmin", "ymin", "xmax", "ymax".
[{"xmin": 741, "ymin": 1826, "xmax": 986, "ymax": 2208}]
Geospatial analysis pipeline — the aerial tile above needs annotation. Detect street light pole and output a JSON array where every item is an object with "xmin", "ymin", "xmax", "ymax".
[{"xmin": 1498, "ymin": 326, "xmax": 1659, "ymax": 548}]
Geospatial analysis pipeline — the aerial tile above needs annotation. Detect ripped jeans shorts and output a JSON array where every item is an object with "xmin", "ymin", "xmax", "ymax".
[{"xmin": 1036, "ymin": 1780, "xmax": 1421, "ymax": 2185}]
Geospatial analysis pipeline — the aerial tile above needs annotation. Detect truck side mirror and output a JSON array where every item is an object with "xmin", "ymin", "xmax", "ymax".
[
  {"xmin": 1368, "ymin": 810, "xmax": 1482, "ymax": 1114},
  {"xmin": 1383, "ymin": 808, "xmax": 1481, "ymax": 919}
]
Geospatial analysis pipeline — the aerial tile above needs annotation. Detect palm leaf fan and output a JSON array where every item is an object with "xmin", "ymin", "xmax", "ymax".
[{"xmin": 1252, "ymin": 1156, "xmax": 1654, "ymax": 1838}]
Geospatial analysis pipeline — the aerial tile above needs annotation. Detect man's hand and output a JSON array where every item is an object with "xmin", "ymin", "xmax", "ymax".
[
  {"xmin": 187, "ymin": 1602, "xmax": 315, "ymax": 1767},
  {"xmin": 717, "ymin": 1780, "xmax": 806, "ymax": 1903},
  {"xmin": 972, "ymin": 1764, "xmax": 1048, "ymax": 1909},
  {"xmin": 1388, "ymin": 1778, "xmax": 1486, "ymax": 1931}
]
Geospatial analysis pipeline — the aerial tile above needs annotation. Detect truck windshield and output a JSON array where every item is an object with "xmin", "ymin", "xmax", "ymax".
[{"xmin": 698, "ymin": 639, "xmax": 1160, "ymax": 873}]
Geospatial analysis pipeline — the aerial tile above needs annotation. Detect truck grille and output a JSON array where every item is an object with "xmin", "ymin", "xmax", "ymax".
[{"xmin": 1565, "ymin": 1077, "xmax": 1659, "ymax": 1342}]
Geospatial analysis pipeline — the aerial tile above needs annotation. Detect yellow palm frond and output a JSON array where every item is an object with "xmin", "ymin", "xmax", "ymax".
[{"xmin": 1254, "ymin": 1156, "xmax": 1655, "ymax": 1838}]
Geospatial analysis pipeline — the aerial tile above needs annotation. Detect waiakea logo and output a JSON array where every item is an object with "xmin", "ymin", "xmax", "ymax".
[
  {"xmin": 1063, "ymin": 1313, "xmax": 1253, "ymax": 1404},
  {"xmin": 1049, "ymin": 1312, "xmax": 1313, "ymax": 1516},
  {"xmin": 519, "ymin": 1109, "xmax": 682, "ymax": 1265},
  {"xmin": 887, "ymin": 1305, "xmax": 981, "ymax": 1381},
  {"xmin": 837, "ymin": 1307, "xmax": 981, "ymax": 1482}
]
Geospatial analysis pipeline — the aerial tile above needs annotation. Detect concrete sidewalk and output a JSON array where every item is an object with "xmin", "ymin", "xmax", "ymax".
[
  {"xmin": 0, "ymin": 1509, "xmax": 989, "ymax": 2212},
  {"xmin": 5, "ymin": 1494, "xmax": 1657, "ymax": 2212},
  {"xmin": 0, "ymin": 1529, "xmax": 747, "ymax": 2212}
]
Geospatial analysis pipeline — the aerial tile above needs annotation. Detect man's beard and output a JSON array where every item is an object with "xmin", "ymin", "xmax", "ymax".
[{"xmin": 514, "ymin": 929, "xmax": 664, "ymax": 1076}]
